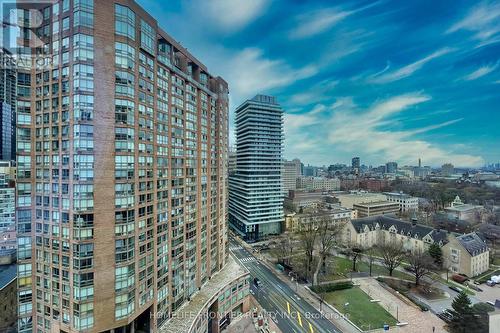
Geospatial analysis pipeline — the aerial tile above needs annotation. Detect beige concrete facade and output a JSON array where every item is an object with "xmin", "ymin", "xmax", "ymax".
[
  {"xmin": 296, "ymin": 176, "xmax": 340, "ymax": 191},
  {"xmin": 335, "ymin": 191, "xmax": 387, "ymax": 209},
  {"xmin": 489, "ymin": 310, "xmax": 500, "ymax": 333},
  {"xmin": 353, "ymin": 201, "xmax": 400, "ymax": 218},
  {"xmin": 285, "ymin": 208, "xmax": 352, "ymax": 232},
  {"xmin": 442, "ymin": 233, "xmax": 490, "ymax": 277}
]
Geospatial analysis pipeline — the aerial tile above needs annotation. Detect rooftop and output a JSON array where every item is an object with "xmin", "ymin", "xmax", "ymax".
[
  {"xmin": 445, "ymin": 204, "xmax": 481, "ymax": 212},
  {"xmin": 353, "ymin": 201, "xmax": 399, "ymax": 208},
  {"xmin": 251, "ymin": 94, "xmax": 278, "ymax": 105},
  {"xmin": 159, "ymin": 256, "xmax": 248, "ymax": 333},
  {"xmin": 456, "ymin": 232, "xmax": 488, "ymax": 256},
  {"xmin": 0, "ymin": 264, "xmax": 16, "ymax": 290},
  {"xmin": 384, "ymin": 192, "xmax": 414, "ymax": 198},
  {"xmin": 351, "ymin": 215, "xmax": 448, "ymax": 244},
  {"xmin": 339, "ymin": 191, "xmax": 385, "ymax": 197}
]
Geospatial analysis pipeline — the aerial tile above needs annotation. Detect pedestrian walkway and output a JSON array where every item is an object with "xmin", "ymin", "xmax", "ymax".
[{"xmin": 356, "ymin": 278, "xmax": 447, "ymax": 333}]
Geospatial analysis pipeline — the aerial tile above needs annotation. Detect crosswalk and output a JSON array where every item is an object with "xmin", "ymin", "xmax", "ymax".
[{"xmin": 240, "ymin": 257, "xmax": 256, "ymax": 263}]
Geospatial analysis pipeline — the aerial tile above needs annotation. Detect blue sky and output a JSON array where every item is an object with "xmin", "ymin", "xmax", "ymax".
[{"xmin": 138, "ymin": 0, "xmax": 500, "ymax": 167}]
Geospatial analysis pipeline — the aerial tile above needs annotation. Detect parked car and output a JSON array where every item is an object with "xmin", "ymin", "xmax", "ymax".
[
  {"xmin": 486, "ymin": 280, "xmax": 496, "ymax": 287},
  {"xmin": 452, "ymin": 274, "xmax": 468, "ymax": 284},
  {"xmin": 437, "ymin": 311, "xmax": 453, "ymax": 323},
  {"xmin": 449, "ymin": 285, "xmax": 462, "ymax": 293}
]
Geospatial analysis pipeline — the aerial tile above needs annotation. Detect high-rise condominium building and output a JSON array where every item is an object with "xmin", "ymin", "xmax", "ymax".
[
  {"xmin": 352, "ymin": 157, "xmax": 360, "ymax": 170},
  {"xmin": 0, "ymin": 51, "xmax": 17, "ymax": 161},
  {"xmin": 385, "ymin": 161, "xmax": 398, "ymax": 174},
  {"xmin": 441, "ymin": 163, "xmax": 455, "ymax": 176},
  {"xmin": 0, "ymin": 161, "xmax": 15, "ymax": 231},
  {"xmin": 283, "ymin": 159, "xmax": 300, "ymax": 191},
  {"xmin": 229, "ymin": 95, "xmax": 284, "ymax": 241},
  {"xmin": 15, "ymin": 1, "xmax": 229, "ymax": 332}
]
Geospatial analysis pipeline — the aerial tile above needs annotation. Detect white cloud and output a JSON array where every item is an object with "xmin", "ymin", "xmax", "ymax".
[
  {"xmin": 219, "ymin": 48, "xmax": 318, "ymax": 107},
  {"xmin": 289, "ymin": 8, "xmax": 353, "ymax": 39},
  {"xmin": 447, "ymin": 1, "xmax": 500, "ymax": 45},
  {"xmin": 368, "ymin": 48, "xmax": 454, "ymax": 84},
  {"xmin": 197, "ymin": 0, "xmax": 269, "ymax": 32},
  {"xmin": 203, "ymin": 47, "xmax": 318, "ymax": 144},
  {"xmin": 290, "ymin": 79, "xmax": 338, "ymax": 105},
  {"xmin": 324, "ymin": 93, "xmax": 483, "ymax": 167},
  {"xmin": 285, "ymin": 104, "xmax": 325, "ymax": 131},
  {"xmin": 462, "ymin": 62, "xmax": 499, "ymax": 81},
  {"xmin": 289, "ymin": 2, "xmax": 383, "ymax": 40}
]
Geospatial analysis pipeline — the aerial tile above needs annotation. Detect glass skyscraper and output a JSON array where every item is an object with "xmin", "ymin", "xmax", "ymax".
[{"xmin": 229, "ymin": 95, "xmax": 284, "ymax": 241}]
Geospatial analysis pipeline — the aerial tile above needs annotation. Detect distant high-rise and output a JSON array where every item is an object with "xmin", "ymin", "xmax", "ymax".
[
  {"xmin": 229, "ymin": 95, "xmax": 284, "ymax": 241},
  {"xmin": 385, "ymin": 162, "xmax": 398, "ymax": 174},
  {"xmin": 418, "ymin": 158, "xmax": 422, "ymax": 168},
  {"xmin": 0, "ymin": 161, "xmax": 15, "ymax": 231},
  {"xmin": 283, "ymin": 159, "xmax": 300, "ymax": 192},
  {"xmin": 303, "ymin": 165, "xmax": 318, "ymax": 177},
  {"xmin": 441, "ymin": 163, "xmax": 455, "ymax": 177},
  {"xmin": 292, "ymin": 158, "xmax": 302, "ymax": 176},
  {"xmin": 352, "ymin": 157, "xmax": 360, "ymax": 173},
  {"xmin": 228, "ymin": 145, "xmax": 237, "ymax": 175},
  {"xmin": 0, "ymin": 51, "xmax": 16, "ymax": 161}
]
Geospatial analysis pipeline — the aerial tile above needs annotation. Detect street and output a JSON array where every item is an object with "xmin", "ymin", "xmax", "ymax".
[{"xmin": 229, "ymin": 237, "xmax": 343, "ymax": 333}]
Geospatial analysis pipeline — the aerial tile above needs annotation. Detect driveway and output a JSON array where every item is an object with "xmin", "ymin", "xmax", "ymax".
[{"xmin": 409, "ymin": 279, "xmax": 481, "ymax": 314}]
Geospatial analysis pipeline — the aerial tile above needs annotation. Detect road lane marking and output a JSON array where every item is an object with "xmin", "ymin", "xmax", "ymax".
[
  {"xmin": 240, "ymin": 257, "xmax": 256, "ymax": 262},
  {"xmin": 297, "ymin": 311, "xmax": 303, "ymax": 327},
  {"xmin": 309, "ymin": 322, "xmax": 314, "ymax": 333},
  {"xmin": 287, "ymin": 302, "xmax": 291, "ymax": 314}
]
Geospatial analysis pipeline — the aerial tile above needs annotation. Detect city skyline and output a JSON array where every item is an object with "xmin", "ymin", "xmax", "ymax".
[{"xmin": 138, "ymin": 0, "xmax": 500, "ymax": 167}]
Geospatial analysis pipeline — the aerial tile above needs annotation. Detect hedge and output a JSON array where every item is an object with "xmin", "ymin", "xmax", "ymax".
[{"xmin": 310, "ymin": 281, "xmax": 354, "ymax": 293}]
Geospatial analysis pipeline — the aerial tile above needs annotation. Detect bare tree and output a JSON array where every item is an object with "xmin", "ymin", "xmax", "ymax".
[
  {"xmin": 347, "ymin": 247, "xmax": 363, "ymax": 272},
  {"xmin": 364, "ymin": 247, "xmax": 377, "ymax": 276},
  {"xmin": 313, "ymin": 218, "xmax": 346, "ymax": 285},
  {"xmin": 296, "ymin": 222, "xmax": 319, "ymax": 283},
  {"xmin": 273, "ymin": 233, "xmax": 294, "ymax": 265},
  {"xmin": 379, "ymin": 241, "xmax": 406, "ymax": 276},
  {"xmin": 408, "ymin": 250, "xmax": 436, "ymax": 286}
]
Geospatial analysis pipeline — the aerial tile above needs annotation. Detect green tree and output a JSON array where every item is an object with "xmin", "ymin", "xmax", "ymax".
[
  {"xmin": 449, "ymin": 292, "xmax": 489, "ymax": 333},
  {"xmin": 471, "ymin": 303, "xmax": 495, "ymax": 333},
  {"xmin": 428, "ymin": 243, "xmax": 443, "ymax": 266}
]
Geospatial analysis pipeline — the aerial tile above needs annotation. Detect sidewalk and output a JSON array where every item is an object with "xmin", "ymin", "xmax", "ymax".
[
  {"xmin": 357, "ymin": 278, "xmax": 447, "ymax": 333},
  {"xmin": 233, "ymin": 236, "xmax": 360, "ymax": 333}
]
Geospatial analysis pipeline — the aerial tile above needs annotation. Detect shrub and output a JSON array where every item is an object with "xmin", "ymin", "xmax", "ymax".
[{"xmin": 311, "ymin": 281, "xmax": 354, "ymax": 293}]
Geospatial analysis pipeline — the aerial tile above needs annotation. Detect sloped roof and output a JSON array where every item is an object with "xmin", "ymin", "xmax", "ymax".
[
  {"xmin": 351, "ymin": 215, "xmax": 448, "ymax": 243},
  {"xmin": 456, "ymin": 232, "xmax": 488, "ymax": 256},
  {"xmin": 0, "ymin": 264, "xmax": 16, "ymax": 290}
]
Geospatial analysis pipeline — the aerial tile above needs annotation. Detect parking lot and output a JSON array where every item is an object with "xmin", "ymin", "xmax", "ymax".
[{"xmin": 475, "ymin": 283, "xmax": 500, "ymax": 304}]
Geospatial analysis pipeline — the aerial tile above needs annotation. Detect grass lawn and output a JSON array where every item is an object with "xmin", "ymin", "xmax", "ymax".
[
  {"xmin": 325, "ymin": 256, "xmax": 415, "ymax": 281},
  {"xmin": 323, "ymin": 287, "xmax": 398, "ymax": 330},
  {"xmin": 474, "ymin": 268, "xmax": 500, "ymax": 283}
]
